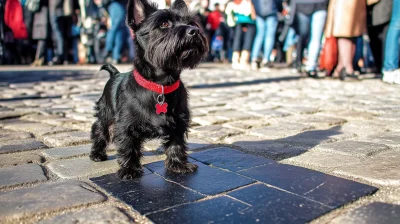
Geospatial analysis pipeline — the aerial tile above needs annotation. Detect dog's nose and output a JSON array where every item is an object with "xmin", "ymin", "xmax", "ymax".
[{"xmin": 186, "ymin": 27, "xmax": 198, "ymax": 36}]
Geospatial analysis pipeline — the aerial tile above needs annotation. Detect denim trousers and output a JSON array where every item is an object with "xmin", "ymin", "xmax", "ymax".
[
  {"xmin": 106, "ymin": 2, "xmax": 126, "ymax": 60},
  {"xmin": 232, "ymin": 23, "xmax": 256, "ymax": 52},
  {"xmin": 294, "ymin": 10, "xmax": 327, "ymax": 71},
  {"xmin": 383, "ymin": 0, "xmax": 400, "ymax": 71},
  {"xmin": 251, "ymin": 15, "xmax": 278, "ymax": 62}
]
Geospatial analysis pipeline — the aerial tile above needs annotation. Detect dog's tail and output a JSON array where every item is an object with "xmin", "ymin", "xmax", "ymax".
[{"xmin": 100, "ymin": 63, "xmax": 120, "ymax": 77}]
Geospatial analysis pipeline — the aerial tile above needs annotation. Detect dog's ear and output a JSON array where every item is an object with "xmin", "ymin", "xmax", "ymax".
[
  {"xmin": 171, "ymin": 0, "xmax": 188, "ymax": 13},
  {"xmin": 126, "ymin": 0, "xmax": 157, "ymax": 29}
]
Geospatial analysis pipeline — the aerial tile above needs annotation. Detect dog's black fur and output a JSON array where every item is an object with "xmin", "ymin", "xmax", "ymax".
[{"xmin": 89, "ymin": 0, "xmax": 208, "ymax": 179}]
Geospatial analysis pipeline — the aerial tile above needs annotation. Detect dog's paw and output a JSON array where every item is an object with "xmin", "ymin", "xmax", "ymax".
[
  {"xmin": 117, "ymin": 168, "xmax": 143, "ymax": 180},
  {"xmin": 167, "ymin": 162, "xmax": 198, "ymax": 174},
  {"xmin": 89, "ymin": 152, "xmax": 108, "ymax": 162}
]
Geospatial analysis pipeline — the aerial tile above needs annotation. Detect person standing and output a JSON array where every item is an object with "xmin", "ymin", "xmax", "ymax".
[
  {"xmin": 103, "ymin": 0, "xmax": 127, "ymax": 64},
  {"xmin": 31, "ymin": 0, "xmax": 51, "ymax": 66},
  {"xmin": 325, "ymin": 0, "xmax": 367, "ymax": 80},
  {"xmin": 49, "ymin": 0, "xmax": 73, "ymax": 65},
  {"xmin": 250, "ymin": 0, "xmax": 279, "ymax": 71},
  {"xmin": 367, "ymin": 0, "xmax": 392, "ymax": 73},
  {"xmin": 382, "ymin": 0, "xmax": 400, "ymax": 84}
]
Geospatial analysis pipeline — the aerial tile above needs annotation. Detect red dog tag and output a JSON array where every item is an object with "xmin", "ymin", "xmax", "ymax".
[{"xmin": 156, "ymin": 103, "xmax": 168, "ymax": 114}]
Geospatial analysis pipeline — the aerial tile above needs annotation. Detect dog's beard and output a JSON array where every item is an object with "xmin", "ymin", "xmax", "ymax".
[{"xmin": 144, "ymin": 32, "xmax": 208, "ymax": 70}]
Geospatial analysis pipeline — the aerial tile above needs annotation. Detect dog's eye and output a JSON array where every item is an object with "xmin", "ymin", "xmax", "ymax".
[{"xmin": 161, "ymin": 22, "xmax": 169, "ymax": 28}]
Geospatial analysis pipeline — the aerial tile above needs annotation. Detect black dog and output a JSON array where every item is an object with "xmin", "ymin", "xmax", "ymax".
[{"xmin": 89, "ymin": 0, "xmax": 208, "ymax": 179}]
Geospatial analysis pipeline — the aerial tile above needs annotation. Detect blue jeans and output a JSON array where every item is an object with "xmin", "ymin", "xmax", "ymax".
[
  {"xmin": 294, "ymin": 10, "xmax": 327, "ymax": 71},
  {"xmin": 105, "ymin": 2, "xmax": 126, "ymax": 61},
  {"xmin": 383, "ymin": 0, "xmax": 400, "ymax": 71},
  {"xmin": 251, "ymin": 15, "xmax": 278, "ymax": 62}
]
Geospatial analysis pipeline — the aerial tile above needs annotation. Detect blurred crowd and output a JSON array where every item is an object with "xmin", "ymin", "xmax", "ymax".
[{"xmin": 0, "ymin": 0, "xmax": 399, "ymax": 84}]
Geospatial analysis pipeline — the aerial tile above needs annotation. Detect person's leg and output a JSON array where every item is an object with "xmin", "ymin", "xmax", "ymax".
[
  {"xmin": 49, "ymin": 15, "xmax": 65, "ymax": 62},
  {"xmin": 232, "ymin": 24, "xmax": 243, "ymax": 69},
  {"xmin": 262, "ymin": 15, "xmax": 278, "ymax": 63},
  {"xmin": 251, "ymin": 16, "xmax": 266, "ymax": 62},
  {"xmin": 241, "ymin": 24, "xmax": 256, "ymax": 68},
  {"xmin": 368, "ymin": 24, "xmax": 384, "ymax": 71},
  {"xmin": 293, "ymin": 12, "xmax": 310, "ymax": 71},
  {"xmin": 383, "ymin": 0, "xmax": 400, "ymax": 83},
  {"xmin": 105, "ymin": 2, "xmax": 124, "ymax": 58},
  {"xmin": 337, "ymin": 37, "xmax": 357, "ymax": 75},
  {"xmin": 306, "ymin": 10, "xmax": 327, "ymax": 72}
]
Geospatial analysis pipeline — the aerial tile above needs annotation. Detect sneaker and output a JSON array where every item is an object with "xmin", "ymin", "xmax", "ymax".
[
  {"xmin": 382, "ymin": 70, "xmax": 397, "ymax": 83},
  {"xmin": 394, "ymin": 70, "xmax": 400, "ymax": 84},
  {"xmin": 251, "ymin": 61, "xmax": 258, "ymax": 70},
  {"xmin": 259, "ymin": 60, "xmax": 273, "ymax": 72}
]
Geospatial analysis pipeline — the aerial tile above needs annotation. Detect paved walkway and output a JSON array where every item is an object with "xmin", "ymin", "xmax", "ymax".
[{"xmin": 0, "ymin": 64, "xmax": 399, "ymax": 223}]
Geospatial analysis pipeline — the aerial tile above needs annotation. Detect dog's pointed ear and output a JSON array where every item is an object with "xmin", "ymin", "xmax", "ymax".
[
  {"xmin": 126, "ymin": 0, "xmax": 157, "ymax": 29},
  {"xmin": 171, "ymin": 0, "xmax": 188, "ymax": 13}
]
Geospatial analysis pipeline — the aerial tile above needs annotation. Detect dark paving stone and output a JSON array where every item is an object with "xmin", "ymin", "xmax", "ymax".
[
  {"xmin": 189, "ymin": 147, "xmax": 276, "ymax": 171},
  {"xmin": 90, "ymin": 172, "xmax": 204, "ymax": 214},
  {"xmin": 0, "ymin": 153, "xmax": 44, "ymax": 167},
  {"xmin": 239, "ymin": 164, "xmax": 378, "ymax": 207},
  {"xmin": 42, "ymin": 144, "xmax": 91, "ymax": 159},
  {"xmin": 147, "ymin": 196, "xmax": 252, "ymax": 224},
  {"xmin": 228, "ymin": 184, "xmax": 332, "ymax": 223},
  {"xmin": 0, "ymin": 180, "xmax": 106, "ymax": 221},
  {"xmin": 145, "ymin": 160, "xmax": 254, "ymax": 195},
  {"xmin": 0, "ymin": 164, "xmax": 47, "ymax": 188},
  {"xmin": 0, "ymin": 130, "xmax": 33, "ymax": 142},
  {"xmin": 331, "ymin": 202, "xmax": 400, "ymax": 224},
  {"xmin": 0, "ymin": 139, "xmax": 47, "ymax": 154}
]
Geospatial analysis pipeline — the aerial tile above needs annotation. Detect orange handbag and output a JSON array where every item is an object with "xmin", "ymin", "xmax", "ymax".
[{"xmin": 319, "ymin": 37, "xmax": 338, "ymax": 74}]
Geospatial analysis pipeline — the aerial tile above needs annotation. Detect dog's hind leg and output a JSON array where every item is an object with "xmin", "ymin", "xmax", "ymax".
[
  {"xmin": 89, "ymin": 119, "xmax": 110, "ymax": 162},
  {"xmin": 113, "ymin": 111, "xmax": 144, "ymax": 179}
]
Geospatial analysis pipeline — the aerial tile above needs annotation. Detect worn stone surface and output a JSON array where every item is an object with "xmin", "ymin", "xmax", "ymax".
[
  {"xmin": 0, "ymin": 139, "xmax": 47, "ymax": 154},
  {"xmin": 0, "ymin": 164, "xmax": 47, "ymax": 188},
  {"xmin": 314, "ymin": 140, "xmax": 390, "ymax": 157},
  {"xmin": 0, "ymin": 152, "xmax": 44, "ymax": 167},
  {"xmin": 249, "ymin": 122, "xmax": 314, "ymax": 139},
  {"xmin": 0, "ymin": 130, "xmax": 33, "ymax": 142},
  {"xmin": 0, "ymin": 180, "xmax": 106, "ymax": 220},
  {"xmin": 2, "ymin": 121, "xmax": 74, "ymax": 137},
  {"xmin": 364, "ymin": 132, "xmax": 400, "ymax": 148},
  {"xmin": 42, "ymin": 131, "xmax": 90, "ymax": 147},
  {"xmin": 191, "ymin": 125, "xmax": 243, "ymax": 141},
  {"xmin": 283, "ymin": 151, "xmax": 362, "ymax": 169},
  {"xmin": 91, "ymin": 173, "xmax": 204, "ymax": 214},
  {"xmin": 334, "ymin": 150, "xmax": 400, "ymax": 186},
  {"xmin": 42, "ymin": 144, "xmax": 91, "ymax": 159},
  {"xmin": 145, "ymin": 160, "xmax": 254, "ymax": 195},
  {"xmin": 330, "ymin": 202, "xmax": 400, "ymax": 224},
  {"xmin": 38, "ymin": 206, "xmax": 134, "ymax": 224},
  {"xmin": 47, "ymin": 154, "xmax": 119, "ymax": 179}
]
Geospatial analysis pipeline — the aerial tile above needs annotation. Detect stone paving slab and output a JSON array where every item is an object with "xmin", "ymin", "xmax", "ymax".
[
  {"xmin": 38, "ymin": 206, "xmax": 134, "ymax": 224},
  {"xmin": 0, "ymin": 139, "xmax": 47, "ymax": 154},
  {"xmin": 42, "ymin": 131, "xmax": 91, "ymax": 147},
  {"xmin": 147, "ymin": 196, "xmax": 250, "ymax": 224},
  {"xmin": 191, "ymin": 125, "xmax": 243, "ymax": 141},
  {"xmin": 0, "ymin": 180, "xmax": 106, "ymax": 221},
  {"xmin": 2, "ymin": 121, "xmax": 75, "ymax": 137},
  {"xmin": 90, "ymin": 172, "xmax": 204, "ymax": 214},
  {"xmin": 330, "ymin": 202, "xmax": 400, "ymax": 224},
  {"xmin": 248, "ymin": 122, "xmax": 314, "ymax": 139},
  {"xmin": 42, "ymin": 144, "xmax": 91, "ymax": 159},
  {"xmin": 364, "ymin": 132, "xmax": 400, "ymax": 148},
  {"xmin": 334, "ymin": 150, "xmax": 400, "ymax": 186},
  {"xmin": 47, "ymin": 154, "xmax": 119, "ymax": 179},
  {"xmin": 239, "ymin": 164, "xmax": 378, "ymax": 207},
  {"xmin": 189, "ymin": 147, "xmax": 276, "ymax": 171},
  {"xmin": 0, "ymin": 129, "xmax": 33, "ymax": 142},
  {"xmin": 283, "ymin": 151, "xmax": 362, "ymax": 169},
  {"xmin": 0, "ymin": 152, "xmax": 44, "ymax": 167},
  {"xmin": 145, "ymin": 159, "xmax": 255, "ymax": 195},
  {"xmin": 0, "ymin": 164, "xmax": 47, "ymax": 188},
  {"xmin": 314, "ymin": 140, "xmax": 390, "ymax": 157},
  {"xmin": 228, "ymin": 184, "xmax": 332, "ymax": 223}
]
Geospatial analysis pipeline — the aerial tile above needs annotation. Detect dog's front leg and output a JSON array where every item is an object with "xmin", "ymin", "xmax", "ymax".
[{"xmin": 113, "ymin": 118, "xmax": 143, "ymax": 179}]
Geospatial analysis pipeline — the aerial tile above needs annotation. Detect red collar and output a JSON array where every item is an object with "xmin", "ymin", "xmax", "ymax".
[{"xmin": 133, "ymin": 70, "xmax": 180, "ymax": 94}]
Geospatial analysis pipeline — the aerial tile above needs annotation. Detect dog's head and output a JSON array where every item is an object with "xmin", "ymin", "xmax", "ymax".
[{"xmin": 127, "ymin": 0, "xmax": 208, "ymax": 70}]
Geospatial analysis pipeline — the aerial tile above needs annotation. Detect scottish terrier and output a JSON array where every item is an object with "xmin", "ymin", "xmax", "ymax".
[{"xmin": 89, "ymin": 0, "xmax": 208, "ymax": 179}]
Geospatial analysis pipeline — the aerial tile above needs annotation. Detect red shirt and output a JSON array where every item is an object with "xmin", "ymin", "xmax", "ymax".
[{"xmin": 207, "ymin": 11, "xmax": 223, "ymax": 31}]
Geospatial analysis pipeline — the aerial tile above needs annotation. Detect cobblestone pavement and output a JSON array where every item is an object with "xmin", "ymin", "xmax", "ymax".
[{"xmin": 0, "ymin": 64, "xmax": 399, "ymax": 223}]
